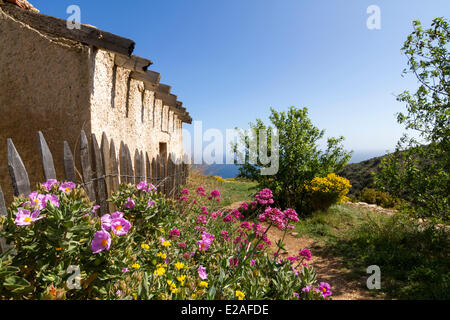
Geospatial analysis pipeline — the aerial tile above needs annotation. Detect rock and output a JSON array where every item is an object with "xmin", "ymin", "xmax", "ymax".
[{"xmin": 291, "ymin": 232, "xmax": 299, "ymax": 237}]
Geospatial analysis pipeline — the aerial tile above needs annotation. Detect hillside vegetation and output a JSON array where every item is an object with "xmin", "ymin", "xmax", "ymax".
[{"xmin": 338, "ymin": 156, "xmax": 384, "ymax": 197}]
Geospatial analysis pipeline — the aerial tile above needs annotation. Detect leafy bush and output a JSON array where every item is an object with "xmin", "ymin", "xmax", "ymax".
[
  {"xmin": 375, "ymin": 18, "xmax": 450, "ymax": 222},
  {"xmin": 303, "ymin": 173, "xmax": 351, "ymax": 214},
  {"xmin": 0, "ymin": 180, "xmax": 333, "ymax": 300},
  {"xmin": 359, "ymin": 188, "xmax": 401, "ymax": 209}
]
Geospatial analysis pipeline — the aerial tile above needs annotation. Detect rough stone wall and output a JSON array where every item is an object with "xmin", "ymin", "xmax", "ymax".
[
  {"xmin": 0, "ymin": 7, "xmax": 92, "ymax": 202},
  {"xmin": 89, "ymin": 49, "xmax": 184, "ymax": 175}
]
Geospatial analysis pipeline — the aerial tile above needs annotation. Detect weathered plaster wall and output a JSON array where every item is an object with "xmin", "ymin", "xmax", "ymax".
[
  {"xmin": 89, "ymin": 49, "xmax": 184, "ymax": 174},
  {"xmin": 0, "ymin": 7, "xmax": 92, "ymax": 202}
]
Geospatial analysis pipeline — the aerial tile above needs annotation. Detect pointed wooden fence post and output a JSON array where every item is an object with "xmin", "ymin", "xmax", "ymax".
[
  {"xmin": 0, "ymin": 185, "xmax": 9, "ymax": 254},
  {"xmin": 110, "ymin": 139, "xmax": 120, "ymax": 194},
  {"xmin": 140, "ymin": 151, "xmax": 145, "ymax": 183},
  {"xmin": 101, "ymin": 133, "xmax": 113, "ymax": 212},
  {"xmin": 63, "ymin": 141, "xmax": 77, "ymax": 183},
  {"xmin": 79, "ymin": 130, "xmax": 96, "ymax": 202},
  {"xmin": 134, "ymin": 149, "xmax": 141, "ymax": 183},
  {"xmin": 155, "ymin": 155, "xmax": 161, "ymax": 193},
  {"xmin": 7, "ymin": 138, "xmax": 31, "ymax": 197},
  {"xmin": 119, "ymin": 142, "xmax": 128, "ymax": 184},
  {"xmin": 151, "ymin": 157, "xmax": 157, "ymax": 187},
  {"xmin": 126, "ymin": 144, "xmax": 134, "ymax": 185},
  {"xmin": 37, "ymin": 131, "xmax": 57, "ymax": 181},
  {"xmin": 92, "ymin": 134, "xmax": 107, "ymax": 213},
  {"xmin": 145, "ymin": 153, "xmax": 151, "ymax": 184}
]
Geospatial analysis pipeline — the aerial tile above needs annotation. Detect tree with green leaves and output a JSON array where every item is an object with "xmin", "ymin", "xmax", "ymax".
[
  {"xmin": 235, "ymin": 106, "xmax": 352, "ymax": 215},
  {"xmin": 375, "ymin": 17, "xmax": 449, "ymax": 221}
]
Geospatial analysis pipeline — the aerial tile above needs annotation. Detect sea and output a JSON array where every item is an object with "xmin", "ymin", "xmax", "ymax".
[{"xmin": 197, "ymin": 150, "xmax": 387, "ymax": 179}]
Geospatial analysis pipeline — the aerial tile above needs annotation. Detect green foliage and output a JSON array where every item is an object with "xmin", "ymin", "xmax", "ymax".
[
  {"xmin": 328, "ymin": 213, "xmax": 450, "ymax": 300},
  {"xmin": 235, "ymin": 106, "xmax": 352, "ymax": 215},
  {"xmin": 338, "ymin": 156, "xmax": 383, "ymax": 196},
  {"xmin": 359, "ymin": 188, "xmax": 401, "ymax": 209},
  {"xmin": 376, "ymin": 17, "xmax": 450, "ymax": 222}
]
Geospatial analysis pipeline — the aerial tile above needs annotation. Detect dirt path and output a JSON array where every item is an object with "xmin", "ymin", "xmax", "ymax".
[
  {"xmin": 225, "ymin": 202, "xmax": 383, "ymax": 300},
  {"xmin": 265, "ymin": 227, "xmax": 382, "ymax": 300}
]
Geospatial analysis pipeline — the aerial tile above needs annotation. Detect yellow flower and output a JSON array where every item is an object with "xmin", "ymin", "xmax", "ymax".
[
  {"xmin": 141, "ymin": 243, "xmax": 150, "ymax": 250},
  {"xmin": 175, "ymin": 262, "xmax": 185, "ymax": 271},
  {"xmin": 156, "ymin": 252, "xmax": 167, "ymax": 259},
  {"xmin": 131, "ymin": 263, "xmax": 141, "ymax": 269},
  {"xmin": 154, "ymin": 267, "xmax": 166, "ymax": 277},
  {"xmin": 199, "ymin": 281, "xmax": 208, "ymax": 288},
  {"xmin": 177, "ymin": 275, "xmax": 186, "ymax": 286},
  {"xmin": 235, "ymin": 290, "xmax": 245, "ymax": 300},
  {"xmin": 170, "ymin": 287, "xmax": 179, "ymax": 294},
  {"xmin": 156, "ymin": 263, "xmax": 168, "ymax": 269},
  {"xmin": 162, "ymin": 240, "xmax": 171, "ymax": 248}
]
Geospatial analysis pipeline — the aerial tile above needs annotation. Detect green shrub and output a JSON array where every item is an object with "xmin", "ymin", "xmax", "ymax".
[
  {"xmin": 359, "ymin": 188, "xmax": 400, "ymax": 208},
  {"xmin": 329, "ymin": 213, "xmax": 450, "ymax": 299}
]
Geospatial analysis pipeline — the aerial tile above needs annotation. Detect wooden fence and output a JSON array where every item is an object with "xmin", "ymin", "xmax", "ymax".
[{"xmin": 0, "ymin": 130, "xmax": 190, "ymax": 220}]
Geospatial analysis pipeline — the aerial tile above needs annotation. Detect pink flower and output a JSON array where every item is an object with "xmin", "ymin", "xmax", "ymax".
[
  {"xmin": 122, "ymin": 268, "xmax": 129, "ymax": 273},
  {"xmin": 250, "ymin": 259, "xmax": 257, "ymax": 266},
  {"xmin": 196, "ymin": 215, "xmax": 208, "ymax": 225},
  {"xmin": 197, "ymin": 232, "xmax": 215, "ymax": 252},
  {"xmin": 229, "ymin": 257, "xmax": 239, "ymax": 267},
  {"xmin": 91, "ymin": 230, "xmax": 111, "ymax": 254},
  {"xmin": 258, "ymin": 207, "xmax": 288, "ymax": 230},
  {"xmin": 210, "ymin": 190, "xmax": 220, "ymax": 198},
  {"xmin": 41, "ymin": 179, "xmax": 58, "ymax": 191},
  {"xmin": 169, "ymin": 228, "xmax": 180, "ymax": 239},
  {"xmin": 111, "ymin": 218, "xmax": 131, "ymax": 236},
  {"xmin": 178, "ymin": 242, "xmax": 187, "ymax": 249},
  {"xmin": 44, "ymin": 194, "xmax": 60, "ymax": 208},
  {"xmin": 179, "ymin": 196, "xmax": 188, "ymax": 202},
  {"xmin": 137, "ymin": 181, "xmax": 148, "ymax": 191},
  {"xmin": 318, "ymin": 282, "xmax": 332, "ymax": 298},
  {"xmin": 29, "ymin": 192, "xmax": 57, "ymax": 210},
  {"xmin": 125, "ymin": 198, "xmax": 135, "ymax": 209},
  {"xmin": 302, "ymin": 285, "xmax": 312, "ymax": 293},
  {"xmin": 91, "ymin": 205, "xmax": 101, "ymax": 214},
  {"xmin": 101, "ymin": 214, "xmax": 112, "ymax": 230},
  {"xmin": 239, "ymin": 202, "xmax": 249, "ymax": 211},
  {"xmin": 286, "ymin": 256, "xmax": 297, "ymax": 263},
  {"xmin": 196, "ymin": 187, "xmax": 205, "ymax": 194},
  {"xmin": 148, "ymin": 200, "xmax": 156, "ymax": 207},
  {"xmin": 299, "ymin": 249, "xmax": 312, "ymax": 261},
  {"xmin": 284, "ymin": 208, "xmax": 299, "ymax": 222},
  {"xmin": 148, "ymin": 184, "xmax": 157, "ymax": 192},
  {"xmin": 220, "ymin": 230, "xmax": 230, "ymax": 241},
  {"xmin": 240, "ymin": 221, "xmax": 252, "ymax": 231},
  {"xmin": 181, "ymin": 189, "xmax": 189, "ymax": 195},
  {"xmin": 223, "ymin": 214, "xmax": 236, "ymax": 223},
  {"xmin": 255, "ymin": 189, "xmax": 274, "ymax": 205},
  {"xmin": 59, "ymin": 182, "xmax": 76, "ymax": 193},
  {"xmin": 198, "ymin": 265, "xmax": 207, "ymax": 280},
  {"xmin": 15, "ymin": 208, "xmax": 43, "ymax": 226}
]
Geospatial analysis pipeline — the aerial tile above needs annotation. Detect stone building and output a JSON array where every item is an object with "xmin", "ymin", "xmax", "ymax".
[{"xmin": 0, "ymin": 3, "xmax": 191, "ymax": 202}]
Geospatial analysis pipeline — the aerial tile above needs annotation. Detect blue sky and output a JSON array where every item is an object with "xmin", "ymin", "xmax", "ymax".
[{"xmin": 34, "ymin": 0, "xmax": 449, "ymax": 160}]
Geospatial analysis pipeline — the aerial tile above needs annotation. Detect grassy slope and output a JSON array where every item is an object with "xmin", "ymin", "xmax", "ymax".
[
  {"xmin": 296, "ymin": 204, "xmax": 449, "ymax": 300},
  {"xmin": 186, "ymin": 168, "xmax": 258, "ymax": 208}
]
